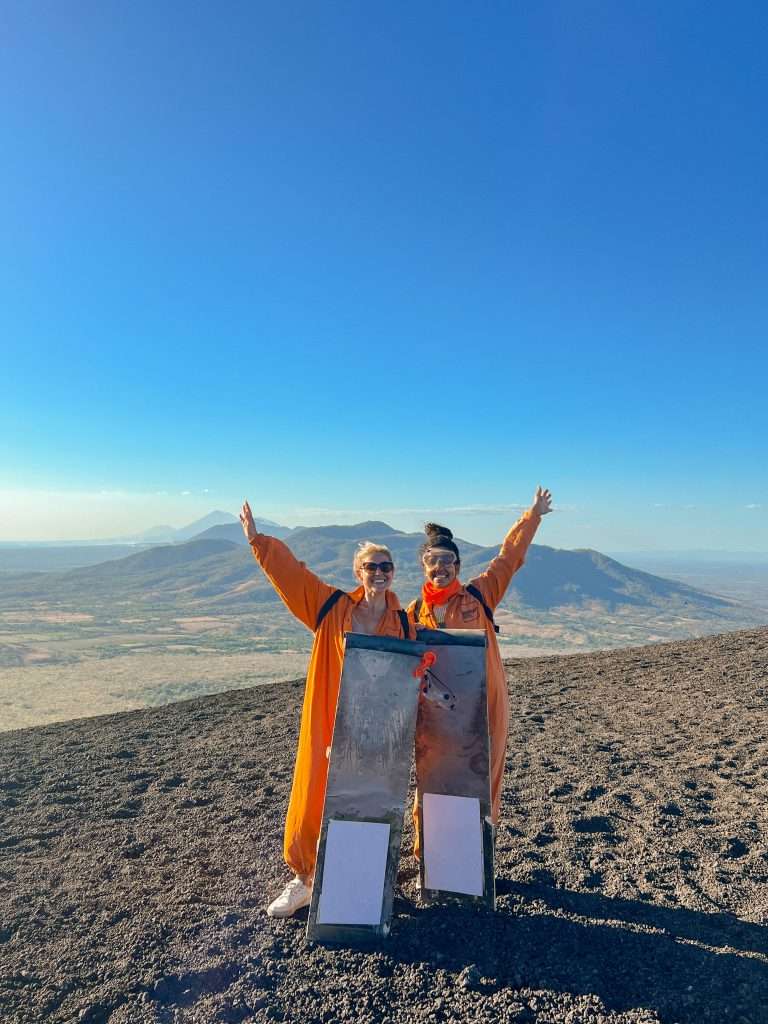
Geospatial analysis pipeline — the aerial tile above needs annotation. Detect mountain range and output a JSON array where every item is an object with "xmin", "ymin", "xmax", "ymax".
[
  {"xmin": 1, "ymin": 518, "xmax": 756, "ymax": 621},
  {"xmin": 135, "ymin": 510, "xmax": 289, "ymax": 543},
  {"xmin": 0, "ymin": 513, "xmax": 290, "ymax": 572}
]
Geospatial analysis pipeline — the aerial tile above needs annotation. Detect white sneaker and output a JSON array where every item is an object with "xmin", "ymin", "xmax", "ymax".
[{"xmin": 266, "ymin": 878, "xmax": 312, "ymax": 918}]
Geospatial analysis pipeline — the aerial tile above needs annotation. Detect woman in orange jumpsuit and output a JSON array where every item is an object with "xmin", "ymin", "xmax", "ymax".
[
  {"xmin": 408, "ymin": 486, "xmax": 552, "ymax": 831},
  {"xmin": 239, "ymin": 500, "xmax": 413, "ymax": 917}
]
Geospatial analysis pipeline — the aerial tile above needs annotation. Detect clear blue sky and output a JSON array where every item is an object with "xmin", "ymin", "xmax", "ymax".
[{"xmin": 2, "ymin": 1, "xmax": 766, "ymax": 549}]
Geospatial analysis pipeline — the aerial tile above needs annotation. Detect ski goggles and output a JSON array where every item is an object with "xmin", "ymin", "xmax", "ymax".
[{"xmin": 422, "ymin": 553, "xmax": 457, "ymax": 568}]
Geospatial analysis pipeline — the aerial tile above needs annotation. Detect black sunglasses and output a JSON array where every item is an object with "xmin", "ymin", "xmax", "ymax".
[{"xmin": 360, "ymin": 561, "xmax": 394, "ymax": 574}]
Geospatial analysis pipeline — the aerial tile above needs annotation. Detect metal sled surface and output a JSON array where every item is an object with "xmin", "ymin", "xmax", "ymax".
[
  {"xmin": 414, "ymin": 628, "xmax": 495, "ymax": 909},
  {"xmin": 306, "ymin": 632, "xmax": 424, "ymax": 945}
]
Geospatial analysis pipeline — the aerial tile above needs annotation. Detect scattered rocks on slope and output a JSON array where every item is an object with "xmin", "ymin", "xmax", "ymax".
[{"xmin": 2, "ymin": 627, "xmax": 768, "ymax": 1023}]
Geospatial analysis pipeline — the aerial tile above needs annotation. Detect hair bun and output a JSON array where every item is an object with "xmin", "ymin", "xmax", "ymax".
[{"xmin": 424, "ymin": 522, "xmax": 453, "ymax": 541}]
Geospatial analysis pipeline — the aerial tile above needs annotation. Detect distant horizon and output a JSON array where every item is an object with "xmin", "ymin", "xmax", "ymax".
[
  {"xmin": 2, "ymin": 4, "xmax": 766, "ymax": 555},
  {"xmin": 1, "ymin": 501, "xmax": 767, "ymax": 559}
]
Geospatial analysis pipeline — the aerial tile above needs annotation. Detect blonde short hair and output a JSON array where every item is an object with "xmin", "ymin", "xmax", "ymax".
[{"xmin": 353, "ymin": 541, "xmax": 394, "ymax": 574}]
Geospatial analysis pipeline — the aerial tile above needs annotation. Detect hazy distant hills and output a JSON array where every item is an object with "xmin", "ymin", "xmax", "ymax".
[
  {"xmin": 80, "ymin": 538, "xmax": 239, "ymax": 576},
  {"xmin": 193, "ymin": 520, "xmax": 292, "ymax": 543},
  {"xmin": 0, "ymin": 512, "xmax": 289, "ymax": 572},
  {"xmin": 0, "ymin": 519, "xmax": 747, "ymax": 618},
  {"xmin": 136, "ymin": 510, "xmax": 241, "ymax": 543},
  {"xmin": 0, "ymin": 544, "xmax": 158, "ymax": 573},
  {"xmin": 605, "ymin": 553, "xmax": 768, "ymax": 614}
]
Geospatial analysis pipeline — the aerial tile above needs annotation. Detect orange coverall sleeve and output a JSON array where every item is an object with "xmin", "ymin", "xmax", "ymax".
[
  {"xmin": 468, "ymin": 508, "xmax": 542, "ymax": 610},
  {"xmin": 248, "ymin": 532, "xmax": 337, "ymax": 632}
]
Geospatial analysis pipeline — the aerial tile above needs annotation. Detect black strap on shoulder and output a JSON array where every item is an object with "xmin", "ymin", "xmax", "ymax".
[
  {"xmin": 315, "ymin": 589, "xmax": 345, "ymax": 631},
  {"xmin": 316, "ymin": 592, "xmax": 410, "ymax": 639},
  {"xmin": 466, "ymin": 583, "xmax": 500, "ymax": 633},
  {"xmin": 413, "ymin": 591, "xmax": 499, "ymax": 633},
  {"xmin": 397, "ymin": 609, "xmax": 409, "ymax": 638}
]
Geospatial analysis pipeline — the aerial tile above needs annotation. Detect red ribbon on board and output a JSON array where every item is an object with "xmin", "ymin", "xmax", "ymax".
[{"xmin": 412, "ymin": 650, "xmax": 437, "ymax": 678}]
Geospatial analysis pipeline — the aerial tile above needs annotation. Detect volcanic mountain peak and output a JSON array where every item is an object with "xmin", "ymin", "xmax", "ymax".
[
  {"xmin": 4, "ymin": 522, "xmax": 762, "ymax": 643},
  {"xmin": 288, "ymin": 520, "xmax": 404, "ymax": 540}
]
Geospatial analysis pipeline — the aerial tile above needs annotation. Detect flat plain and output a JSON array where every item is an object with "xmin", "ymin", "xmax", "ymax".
[
  {"xmin": 3, "ymin": 529, "xmax": 766, "ymax": 732},
  {"xmin": 3, "ymin": 589, "xmax": 764, "ymax": 731},
  {"xmin": 0, "ymin": 605, "xmax": 311, "ymax": 731}
]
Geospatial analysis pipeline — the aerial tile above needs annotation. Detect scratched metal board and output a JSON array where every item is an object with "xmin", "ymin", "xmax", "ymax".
[
  {"xmin": 306, "ymin": 632, "xmax": 425, "ymax": 945},
  {"xmin": 414, "ymin": 628, "xmax": 495, "ymax": 909}
]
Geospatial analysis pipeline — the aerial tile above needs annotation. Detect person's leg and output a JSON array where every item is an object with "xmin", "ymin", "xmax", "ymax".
[
  {"xmin": 267, "ymin": 676, "xmax": 333, "ymax": 916},
  {"xmin": 267, "ymin": 766, "xmax": 318, "ymax": 918},
  {"xmin": 266, "ymin": 766, "xmax": 324, "ymax": 918}
]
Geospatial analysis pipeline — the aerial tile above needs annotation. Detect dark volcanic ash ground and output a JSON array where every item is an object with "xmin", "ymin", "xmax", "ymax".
[{"xmin": 2, "ymin": 627, "xmax": 768, "ymax": 1024}]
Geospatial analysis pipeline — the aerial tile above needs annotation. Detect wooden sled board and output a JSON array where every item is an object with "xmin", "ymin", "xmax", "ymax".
[
  {"xmin": 414, "ymin": 628, "xmax": 495, "ymax": 909},
  {"xmin": 306, "ymin": 632, "xmax": 425, "ymax": 944}
]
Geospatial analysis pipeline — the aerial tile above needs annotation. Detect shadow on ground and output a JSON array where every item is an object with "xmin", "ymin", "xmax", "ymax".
[{"xmin": 379, "ymin": 880, "xmax": 768, "ymax": 1023}]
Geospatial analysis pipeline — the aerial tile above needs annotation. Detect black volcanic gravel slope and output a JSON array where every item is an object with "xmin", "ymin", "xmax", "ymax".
[{"xmin": 1, "ymin": 628, "xmax": 768, "ymax": 1024}]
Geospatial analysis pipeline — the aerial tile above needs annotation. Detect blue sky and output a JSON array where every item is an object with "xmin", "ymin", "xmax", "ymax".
[{"xmin": 1, "ymin": 1, "xmax": 766, "ymax": 549}]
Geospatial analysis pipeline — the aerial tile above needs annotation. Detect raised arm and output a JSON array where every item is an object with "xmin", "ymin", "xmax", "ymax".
[
  {"xmin": 240, "ymin": 500, "xmax": 336, "ymax": 631},
  {"xmin": 469, "ymin": 486, "xmax": 552, "ymax": 610}
]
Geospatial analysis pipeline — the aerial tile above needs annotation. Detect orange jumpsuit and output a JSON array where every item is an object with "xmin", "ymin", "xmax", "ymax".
[
  {"xmin": 408, "ymin": 508, "xmax": 542, "ymax": 824},
  {"xmin": 248, "ymin": 532, "xmax": 412, "ymax": 879}
]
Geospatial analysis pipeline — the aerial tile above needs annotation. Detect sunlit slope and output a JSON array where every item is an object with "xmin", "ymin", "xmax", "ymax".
[{"xmin": 0, "ymin": 523, "xmax": 746, "ymax": 616}]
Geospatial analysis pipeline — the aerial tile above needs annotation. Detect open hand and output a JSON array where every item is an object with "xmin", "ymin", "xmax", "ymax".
[
  {"xmin": 239, "ymin": 500, "xmax": 258, "ymax": 542},
  {"xmin": 532, "ymin": 486, "xmax": 553, "ymax": 516}
]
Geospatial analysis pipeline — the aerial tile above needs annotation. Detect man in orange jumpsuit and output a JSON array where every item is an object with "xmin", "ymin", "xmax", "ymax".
[
  {"xmin": 240, "ymin": 501, "xmax": 413, "ymax": 917},
  {"xmin": 409, "ymin": 486, "xmax": 553, "ymax": 834}
]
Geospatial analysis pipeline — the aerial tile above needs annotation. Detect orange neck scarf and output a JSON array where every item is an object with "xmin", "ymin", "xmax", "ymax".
[{"xmin": 422, "ymin": 578, "xmax": 461, "ymax": 606}]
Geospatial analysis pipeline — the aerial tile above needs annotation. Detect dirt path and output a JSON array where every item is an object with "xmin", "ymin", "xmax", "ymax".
[{"xmin": 1, "ymin": 628, "xmax": 767, "ymax": 1023}]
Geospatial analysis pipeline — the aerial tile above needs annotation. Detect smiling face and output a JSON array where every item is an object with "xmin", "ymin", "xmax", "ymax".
[
  {"xmin": 354, "ymin": 546, "xmax": 395, "ymax": 592},
  {"xmin": 422, "ymin": 547, "xmax": 459, "ymax": 588}
]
